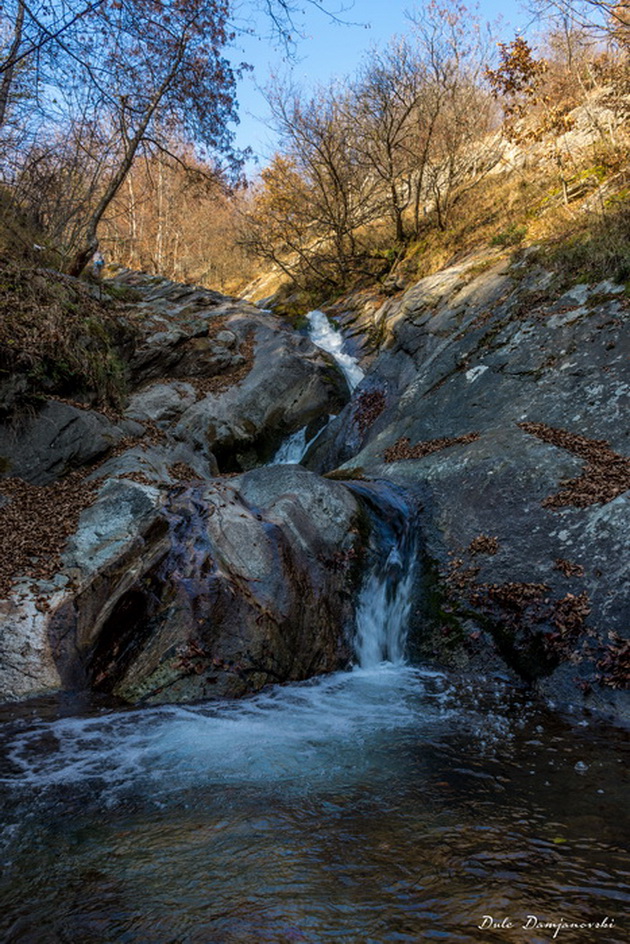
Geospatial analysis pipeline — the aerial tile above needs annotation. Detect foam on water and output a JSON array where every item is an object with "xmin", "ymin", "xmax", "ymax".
[
  {"xmin": 269, "ymin": 426, "xmax": 309, "ymax": 464},
  {"xmin": 0, "ymin": 668, "xmax": 451, "ymax": 799},
  {"xmin": 306, "ymin": 310, "xmax": 364, "ymax": 391},
  {"xmin": 355, "ymin": 544, "xmax": 416, "ymax": 668}
]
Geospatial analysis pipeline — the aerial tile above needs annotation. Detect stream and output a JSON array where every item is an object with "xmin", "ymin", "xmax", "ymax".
[
  {"xmin": 270, "ymin": 310, "xmax": 364, "ymax": 466},
  {"xmin": 0, "ymin": 313, "xmax": 628, "ymax": 943},
  {"xmin": 0, "ymin": 535, "xmax": 628, "ymax": 943}
]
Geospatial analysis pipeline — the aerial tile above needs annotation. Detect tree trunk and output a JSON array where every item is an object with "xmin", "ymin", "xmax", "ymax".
[
  {"xmin": 0, "ymin": 1, "xmax": 25, "ymax": 128},
  {"xmin": 126, "ymin": 173, "xmax": 138, "ymax": 267},
  {"xmin": 67, "ymin": 42, "xmax": 185, "ymax": 276}
]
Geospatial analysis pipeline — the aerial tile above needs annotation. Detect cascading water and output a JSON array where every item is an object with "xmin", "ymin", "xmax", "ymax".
[
  {"xmin": 268, "ymin": 310, "xmax": 364, "ymax": 465},
  {"xmin": 306, "ymin": 309, "xmax": 365, "ymax": 391},
  {"xmin": 355, "ymin": 543, "xmax": 415, "ymax": 668},
  {"xmin": 0, "ymin": 491, "xmax": 627, "ymax": 941},
  {"xmin": 350, "ymin": 483, "xmax": 416, "ymax": 669},
  {"xmin": 269, "ymin": 425, "xmax": 309, "ymax": 464}
]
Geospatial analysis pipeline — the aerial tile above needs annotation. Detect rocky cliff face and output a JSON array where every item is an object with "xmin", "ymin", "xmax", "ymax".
[
  {"xmin": 1, "ymin": 258, "xmax": 628, "ymax": 723},
  {"xmin": 304, "ymin": 249, "xmax": 630, "ymax": 722}
]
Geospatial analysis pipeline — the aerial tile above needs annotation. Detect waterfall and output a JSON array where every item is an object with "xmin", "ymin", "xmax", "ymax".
[
  {"xmin": 306, "ymin": 310, "xmax": 365, "ymax": 391},
  {"xmin": 269, "ymin": 426, "xmax": 309, "ymax": 464},
  {"xmin": 355, "ymin": 541, "xmax": 415, "ymax": 668},
  {"xmin": 269, "ymin": 311, "xmax": 364, "ymax": 464},
  {"xmin": 349, "ymin": 484, "xmax": 417, "ymax": 669}
]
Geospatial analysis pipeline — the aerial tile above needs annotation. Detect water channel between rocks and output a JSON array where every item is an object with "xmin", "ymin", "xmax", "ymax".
[
  {"xmin": 270, "ymin": 310, "xmax": 364, "ymax": 466},
  {"xmin": 0, "ymin": 312, "xmax": 628, "ymax": 944}
]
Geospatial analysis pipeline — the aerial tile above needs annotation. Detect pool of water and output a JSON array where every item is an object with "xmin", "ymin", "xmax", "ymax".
[{"xmin": 0, "ymin": 666, "xmax": 627, "ymax": 944}]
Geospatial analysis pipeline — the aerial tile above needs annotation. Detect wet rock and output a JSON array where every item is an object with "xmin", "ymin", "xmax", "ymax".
[
  {"xmin": 305, "ymin": 254, "xmax": 630, "ymax": 721},
  {"xmin": 67, "ymin": 468, "xmax": 362, "ymax": 704}
]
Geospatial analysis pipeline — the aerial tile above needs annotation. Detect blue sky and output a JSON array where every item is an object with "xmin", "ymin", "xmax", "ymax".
[{"xmin": 229, "ymin": 0, "xmax": 531, "ymax": 170}]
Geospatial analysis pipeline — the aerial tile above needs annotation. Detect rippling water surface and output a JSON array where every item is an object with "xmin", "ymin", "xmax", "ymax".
[
  {"xmin": 0, "ymin": 666, "xmax": 628, "ymax": 944},
  {"xmin": 1, "ymin": 456, "xmax": 627, "ymax": 942}
]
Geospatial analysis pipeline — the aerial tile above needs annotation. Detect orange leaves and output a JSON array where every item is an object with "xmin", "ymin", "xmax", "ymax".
[
  {"xmin": 486, "ymin": 37, "xmax": 547, "ymax": 103},
  {"xmin": 383, "ymin": 432, "xmax": 480, "ymax": 462},
  {"xmin": 518, "ymin": 422, "xmax": 630, "ymax": 508},
  {"xmin": 0, "ymin": 471, "xmax": 99, "ymax": 599}
]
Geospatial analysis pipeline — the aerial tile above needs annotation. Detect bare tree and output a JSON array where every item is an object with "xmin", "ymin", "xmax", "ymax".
[
  {"xmin": 406, "ymin": 1, "xmax": 497, "ymax": 232},
  {"xmin": 350, "ymin": 38, "xmax": 424, "ymax": 242},
  {"xmin": 0, "ymin": 0, "xmax": 353, "ymax": 273},
  {"xmin": 64, "ymin": 0, "xmax": 242, "ymax": 275},
  {"xmin": 258, "ymin": 80, "xmax": 380, "ymax": 285}
]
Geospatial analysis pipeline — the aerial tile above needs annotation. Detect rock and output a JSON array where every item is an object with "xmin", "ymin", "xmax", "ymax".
[
  {"xmin": 0, "ymin": 459, "xmax": 365, "ymax": 705},
  {"xmin": 112, "ymin": 271, "xmax": 350, "ymax": 469},
  {"xmin": 62, "ymin": 478, "xmax": 165, "ymax": 575},
  {"xmin": 0, "ymin": 479, "xmax": 167, "ymax": 701},
  {"xmin": 304, "ymin": 254, "xmax": 630, "ymax": 721},
  {"xmin": 124, "ymin": 381, "xmax": 197, "ymax": 425},
  {"xmin": 0, "ymin": 401, "xmax": 125, "ymax": 484},
  {"xmin": 91, "ymin": 441, "xmax": 218, "ymax": 484},
  {"xmin": 59, "ymin": 468, "xmax": 362, "ymax": 704},
  {"xmin": 0, "ymin": 589, "xmax": 65, "ymax": 700},
  {"xmin": 173, "ymin": 318, "xmax": 349, "ymax": 470}
]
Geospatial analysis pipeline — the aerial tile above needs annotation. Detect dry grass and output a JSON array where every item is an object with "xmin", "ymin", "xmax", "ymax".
[
  {"xmin": 0, "ymin": 259, "xmax": 133, "ymax": 411},
  {"xmin": 395, "ymin": 139, "xmax": 630, "ymax": 288}
]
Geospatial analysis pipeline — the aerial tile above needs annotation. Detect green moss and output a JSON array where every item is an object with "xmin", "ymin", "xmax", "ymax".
[
  {"xmin": 271, "ymin": 283, "xmax": 329, "ymax": 322},
  {"xmin": 406, "ymin": 552, "xmax": 468, "ymax": 665},
  {"xmin": 491, "ymin": 224, "xmax": 528, "ymax": 248},
  {"xmin": 101, "ymin": 282, "xmax": 143, "ymax": 302},
  {"xmin": 323, "ymin": 467, "xmax": 366, "ymax": 481}
]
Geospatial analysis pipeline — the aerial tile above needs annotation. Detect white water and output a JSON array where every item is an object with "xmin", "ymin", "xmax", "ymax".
[
  {"xmin": 355, "ymin": 542, "xmax": 415, "ymax": 668},
  {"xmin": 270, "ymin": 426, "xmax": 309, "ymax": 464},
  {"xmin": 0, "ymin": 501, "xmax": 418, "ymax": 798},
  {"xmin": 269, "ymin": 310, "xmax": 364, "ymax": 463},
  {"xmin": 0, "ymin": 667, "xmax": 449, "ymax": 800},
  {"xmin": 306, "ymin": 310, "xmax": 364, "ymax": 391}
]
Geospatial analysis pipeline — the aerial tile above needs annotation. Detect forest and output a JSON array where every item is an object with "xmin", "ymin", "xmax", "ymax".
[{"xmin": 0, "ymin": 0, "xmax": 628, "ymax": 297}]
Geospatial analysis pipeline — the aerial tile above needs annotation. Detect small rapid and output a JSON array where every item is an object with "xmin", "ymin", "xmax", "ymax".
[
  {"xmin": 268, "ymin": 309, "xmax": 364, "ymax": 465},
  {"xmin": 351, "ymin": 482, "xmax": 417, "ymax": 669},
  {"xmin": 269, "ymin": 425, "xmax": 309, "ymax": 464},
  {"xmin": 0, "ymin": 477, "xmax": 628, "ymax": 942},
  {"xmin": 306, "ymin": 309, "xmax": 365, "ymax": 391}
]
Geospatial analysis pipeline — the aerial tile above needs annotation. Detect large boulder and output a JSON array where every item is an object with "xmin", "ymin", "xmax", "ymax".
[
  {"xmin": 0, "ymin": 401, "xmax": 126, "ymax": 484},
  {"xmin": 173, "ymin": 318, "xmax": 348, "ymax": 470},
  {"xmin": 82, "ymin": 467, "xmax": 363, "ymax": 704},
  {"xmin": 0, "ymin": 467, "xmax": 364, "ymax": 704},
  {"xmin": 113, "ymin": 271, "xmax": 350, "ymax": 470}
]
